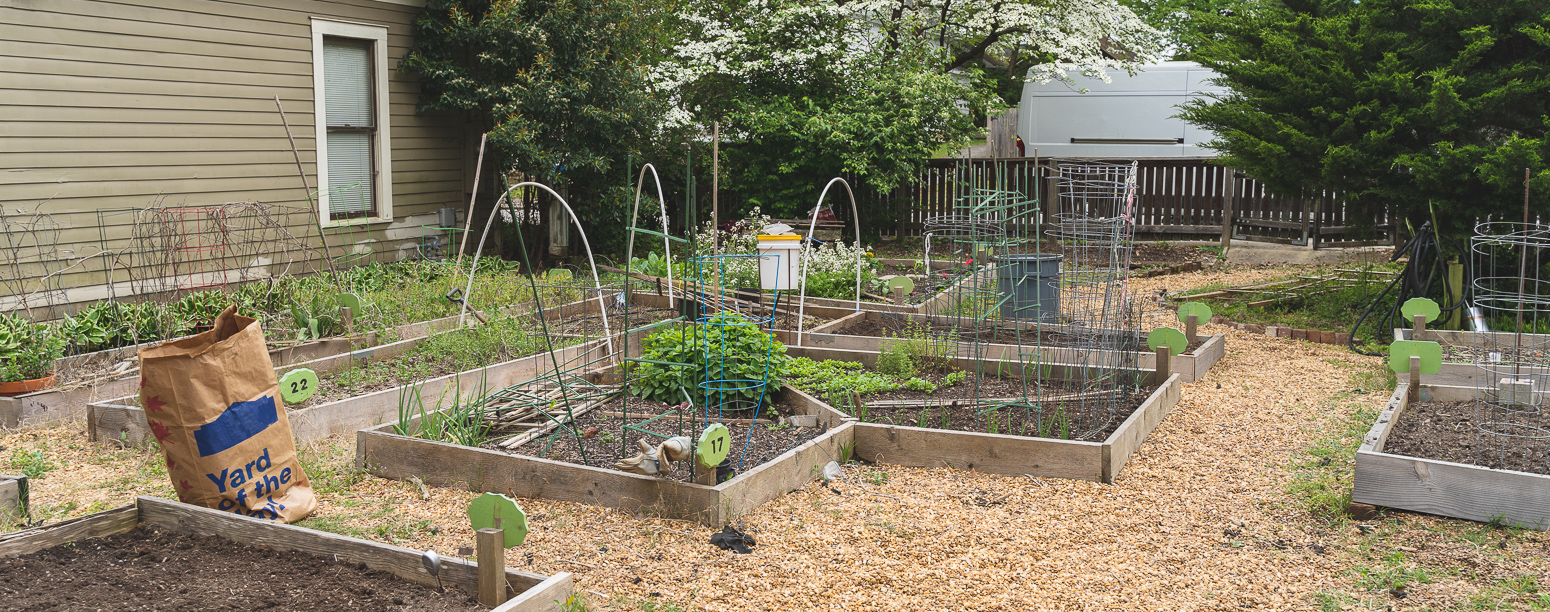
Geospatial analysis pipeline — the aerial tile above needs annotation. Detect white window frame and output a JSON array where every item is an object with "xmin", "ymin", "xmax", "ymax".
[{"xmin": 311, "ymin": 18, "xmax": 393, "ymax": 226}]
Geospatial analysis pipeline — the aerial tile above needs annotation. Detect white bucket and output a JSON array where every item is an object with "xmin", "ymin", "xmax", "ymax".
[{"xmin": 756, "ymin": 235, "xmax": 802, "ymax": 291}]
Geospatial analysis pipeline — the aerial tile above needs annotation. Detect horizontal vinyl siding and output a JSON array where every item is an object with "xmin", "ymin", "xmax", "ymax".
[{"xmin": 0, "ymin": 0, "xmax": 465, "ymax": 306}]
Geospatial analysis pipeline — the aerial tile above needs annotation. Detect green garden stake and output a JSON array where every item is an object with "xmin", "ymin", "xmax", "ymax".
[
  {"xmin": 337, "ymin": 292, "xmax": 363, "ymax": 311},
  {"xmin": 695, "ymin": 423, "xmax": 731, "ymax": 469},
  {"xmin": 1401, "ymin": 298, "xmax": 1441, "ymax": 324},
  {"xmin": 1388, "ymin": 340, "xmax": 1442, "ymax": 375},
  {"xmin": 468, "ymin": 493, "xmax": 527, "ymax": 548},
  {"xmin": 1177, "ymin": 302, "xmax": 1212, "ymax": 324},
  {"xmin": 278, "ymin": 368, "xmax": 319, "ymax": 404},
  {"xmin": 1146, "ymin": 327, "xmax": 1187, "ymax": 356}
]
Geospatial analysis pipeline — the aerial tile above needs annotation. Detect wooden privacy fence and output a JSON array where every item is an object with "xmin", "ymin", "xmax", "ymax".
[{"xmin": 875, "ymin": 157, "xmax": 1391, "ymax": 246}]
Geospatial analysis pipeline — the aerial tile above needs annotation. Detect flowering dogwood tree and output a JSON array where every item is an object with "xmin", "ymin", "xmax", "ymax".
[{"xmin": 653, "ymin": 0, "xmax": 1160, "ymax": 232}]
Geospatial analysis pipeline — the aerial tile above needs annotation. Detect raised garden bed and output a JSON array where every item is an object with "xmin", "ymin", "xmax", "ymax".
[
  {"xmin": 1, "ymin": 293, "xmax": 629, "ymax": 430},
  {"xmin": 783, "ymin": 345, "xmax": 1183, "ymax": 482},
  {"xmin": 88, "ymin": 324, "xmax": 660, "ymax": 447},
  {"xmin": 0, "ymin": 496, "xmax": 571, "ymax": 611},
  {"xmin": 1393, "ymin": 328, "xmax": 1550, "ymax": 388},
  {"xmin": 781, "ymin": 345, "xmax": 1178, "ymax": 483},
  {"xmin": 797, "ymin": 310, "xmax": 1225, "ymax": 383},
  {"xmin": 0, "ymin": 475, "xmax": 24, "ymax": 526},
  {"xmin": 1355, "ymin": 382, "xmax": 1550, "ymax": 529},
  {"xmin": 356, "ymin": 386, "xmax": 853, "ymax": 527}
]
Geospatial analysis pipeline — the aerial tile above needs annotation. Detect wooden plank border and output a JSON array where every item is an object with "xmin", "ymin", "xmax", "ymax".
[
  {"xmin": 1354, "ymin": 383, "xmax": 1550, "ymax": 529},
  {"xmin": 850, "ymin": 372, "xmax": 1182, "ymax": 483},
  {"xmin": 1, "ymin": 293, "xmax": 616, "ymax": 430},
  {"xmin": 1392, "ymin": 328, "xmax": 1550, "ymax": 388},
  {"xmin": 356, "ymin": 388, "xmax": 855, "ymax": 527},
  {"xmin": 0, "ymin": 498, "xmax": 573, "ymax": 611},
  {"xmin": 88, "ymin": 326, "xmax": 651, "ymax": 447},
  {"xmin": 0, "ymin": 475, "xmax": 25, "ymax": 525},
  {"xmin": 791, "ymin": 310, "xmax": 1225, "ymax": 382}
]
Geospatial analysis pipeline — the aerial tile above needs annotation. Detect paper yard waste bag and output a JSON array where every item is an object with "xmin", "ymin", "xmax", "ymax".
[{"xmin": 138, "ymin": 305, "xmax": 316, "ymax": 522}]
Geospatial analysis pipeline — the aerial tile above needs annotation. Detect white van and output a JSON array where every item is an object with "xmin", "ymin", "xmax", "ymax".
[{"xmin": 1018, "ymin": 61, "xmax": 1225, "ymax": 158}]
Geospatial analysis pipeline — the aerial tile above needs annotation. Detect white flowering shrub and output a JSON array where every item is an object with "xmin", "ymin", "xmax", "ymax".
[{"xmin": 681, "ymin": 207, "xmax": 881, "ymax": 300}]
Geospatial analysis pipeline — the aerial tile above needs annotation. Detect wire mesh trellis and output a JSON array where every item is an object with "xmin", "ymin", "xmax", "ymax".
[
  {"xmin": 1468, "ymin": 221, "xmax": 1550, "ymax": 473},
  {"xmin": 866, "ymin": 158, "xmax": 1149, "ymax": 441}
]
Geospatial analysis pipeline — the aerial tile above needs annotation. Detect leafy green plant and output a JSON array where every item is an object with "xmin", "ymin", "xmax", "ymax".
[
  {"xmin": 784, "ymin": 358, "xmax": 901, "ymax": 405},
  {"xmin": 10, "ymin": 449, "xmax": 57, "ymax": 480},
  {"xmin": 629, "ymin": 252, "xmax": 673, "ymax": 278},
  {"xmin": 901, "ymin": 377, "xmax": 936, "ymax": 393},
  {"xmin": 289, "ymin": 296, "xmax": 342, "ymax": 341},
  {"xmin": 878, "ymin": 321, "xmax": 951, "ymax": 377},
  {"xmin": 0, "ymin": 314, "xmax": 64, "ymax": 382},
  {"xmin": 876, "ymin": 342, "xmax": 917, "ymax": 378},
  {"xmin": 629, "ymin": 313, "xmax": 788, "ymax": 408},
  {"xmin": 940, "ymin": 370, "xmax": 966, "ymax": 387}
]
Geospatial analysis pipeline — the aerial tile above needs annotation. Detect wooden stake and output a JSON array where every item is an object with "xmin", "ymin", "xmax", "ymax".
[
  {"xmin": 1154, "ymin": 347, "xmax": 1171, "ymax": 386},
  {"xmin": 1413, "ymin": 314, "xmax": 1426, "ymax": 342},
  {"xmin": 457, "ymin": 132, "xmax": 489, "ymax": 260},
  {"xmin": 1185, "ymin": 314, "xmax": 1198, "ymax": 344},
  {"xmin": 340, "ymin": 306, "xmax": 353, "ymax": 336},
  {"xmin": 1408, "ymin": 355, "xmax": 1421, "ymax": 401},
  {"xmin": 711, "ymin": 121, "xmax": 720, "ymax": 256},
  {"xmin": 274, "ymin": 94, "xmax": 336, "ymax": 275},
  {"xmin": 1220, "ymin": 169, "xmax": 1236, "ymax": 249},
  {"xmin": 476, "ymin": 528, "xmax": 506, "ymax": 606},
  {"xmin": 892, "ymin": 285, "xmax": 906, "ymax": 305}
]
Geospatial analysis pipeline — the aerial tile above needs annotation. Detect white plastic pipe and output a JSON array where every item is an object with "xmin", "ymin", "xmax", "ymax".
[
  {"xmin": 795, "ymin": 177, "xmax": 861, "ymax": 346},
  {"xmin": 460, "ymin": 181, "xmax": 614, "ymax": 356},
  {"xmin": 626, "ymin": 163, "xmax": 676, "ymax": 307}
]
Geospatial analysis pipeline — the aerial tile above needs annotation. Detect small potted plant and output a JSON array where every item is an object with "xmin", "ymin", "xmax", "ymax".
[{"xmin": 0, "ymin": 314, "xmax": 65, "ymax": 395}]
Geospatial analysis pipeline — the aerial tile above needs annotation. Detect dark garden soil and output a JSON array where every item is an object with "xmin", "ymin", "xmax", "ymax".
[
  {"xmin": 0, "ymin": 526, "xmax": 484, "ymax": 612},
  {"xmin": 801, "ymin": 369, "xmax": 1159, "ymax": 442},
  {"xmin": 835, "ymin": 318, "xmax": 1201, "ymax": 353},
  {"xmin": 1384, "ymin": 400, "xmax": 1550, "ymax": 475},
  {"xmin": 494, "ymin": 394, "xmax": 823, "ymax": 482}
]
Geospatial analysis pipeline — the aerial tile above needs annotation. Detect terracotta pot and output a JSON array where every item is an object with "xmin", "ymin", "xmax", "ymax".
[{"xmin": 0, "ymin": 372, "xmax": 56, "ymax": 396}]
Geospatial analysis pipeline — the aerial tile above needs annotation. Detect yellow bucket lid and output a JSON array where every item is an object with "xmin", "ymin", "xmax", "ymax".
[{"xmin": 757, "ymin": 235, "xmax": 801, "ymax": 241}]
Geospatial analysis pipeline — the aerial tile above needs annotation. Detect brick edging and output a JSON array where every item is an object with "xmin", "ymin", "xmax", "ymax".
[{"xmin": 1207, "ymin": 315, "xmax": 1351, "ymax": 346}]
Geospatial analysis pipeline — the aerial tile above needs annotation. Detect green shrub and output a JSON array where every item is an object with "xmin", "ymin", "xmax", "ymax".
[
  {"xmin": 0, "ymin": 314, "xmax": 64, "ymax": 382},
  {"xmin": 876, "ymin": 342, "xmax": 917, "ymax": 378},
  {"xmin": 629, "ymin": 313, "xmax": 788, "ymax": 408}
]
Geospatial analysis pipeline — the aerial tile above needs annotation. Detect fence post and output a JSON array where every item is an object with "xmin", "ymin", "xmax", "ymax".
[{"xmin": 1220, "ymin": 168, "xmax": 1236, "ymax": 249}]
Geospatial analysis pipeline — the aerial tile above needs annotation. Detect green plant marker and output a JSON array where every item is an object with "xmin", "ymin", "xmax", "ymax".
[
  {"xmin": 468, "ymin": 493, "xmax": 527, "ymax": 548},
  {"xmin": 1400, "ymin": 298, "xmax": 1441, "ymax": 324},
  {"xmin": 278, "ymin": 368, "xmax": 319, "ymax": 404},
  {"xmin": 1147, "ymin": 327, "xmax": 1187, "ymax": 356},
  {"xmin": 1388, "ymin": 340, "xmax": 1442, "ymax": 375},
  {"xmin": 336, "ymin": 292, "xmax": 363, "ymax": 311},
  {"xmin": 885, "ymin": 275, "xmax": 915, "ymax": 293},
  {"xmin": 696, "ymin": 423, "xmax": 731, "ymax": 469},
  {"xmin": 1177, "ymin": 302, "xmax": 1212, "ymax": 324}
]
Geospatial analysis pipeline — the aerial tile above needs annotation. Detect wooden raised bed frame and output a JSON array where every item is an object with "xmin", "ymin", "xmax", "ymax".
[
  {"xmin": 0, "ymin": 475, "xmax": 24, "ymax": 525},
  {"xmin": 798, "ymin": 310, "xmax": 1225, "ymax": 383},
  {"xmin": 88, "ymin": 325, "xmax": 657, "ymax": 447},
  {"xmin": 2, "ymin": 293, "xmax": 618, "ymax": 430},
  {"xmin": 782, "ymin": 345, "xmax": 1185, "ymax": 483},
  {"xmin": 1355, "ymin": 383, "xmax": 1550, "ymax": 529},
  {"xmin": 0, "ymin": 496, "xmax": 573, "ymax": 611},
  {"xmin": 1393, "ymin": 328, "xmax": 1550, "ymax": 388},
  {"xmin": 357, "ymin": 387, "xmax": 853, "ymax": 527}
]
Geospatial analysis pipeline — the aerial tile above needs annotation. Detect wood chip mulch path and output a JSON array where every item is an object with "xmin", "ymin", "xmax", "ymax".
[{"xmin": 9, "ymin": 260, "xmax": 1550, "ymax": 611}]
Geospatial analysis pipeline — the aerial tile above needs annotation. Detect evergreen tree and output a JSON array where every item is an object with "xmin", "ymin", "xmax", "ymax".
[{"xmin": 1181, "ymin": 0, "xmax": 1550, "ymax": 237}]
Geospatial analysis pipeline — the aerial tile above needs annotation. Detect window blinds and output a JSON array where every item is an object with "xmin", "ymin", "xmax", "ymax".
[{"xmin": 322, "ymin": 38, "xmax": 374, "ymax": 216}]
